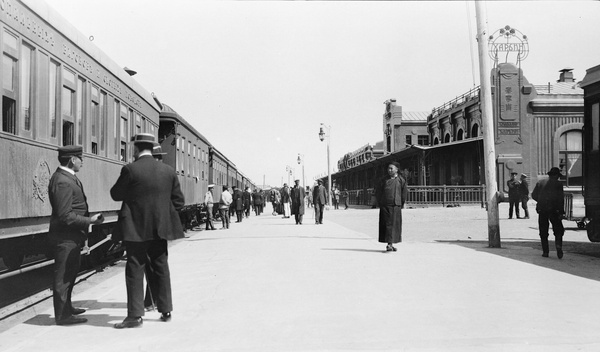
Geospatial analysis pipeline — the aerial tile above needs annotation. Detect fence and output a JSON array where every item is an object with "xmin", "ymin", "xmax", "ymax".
[{"xmin": 347, "ymin": 185, "xmax": 486, "ymax": 207}]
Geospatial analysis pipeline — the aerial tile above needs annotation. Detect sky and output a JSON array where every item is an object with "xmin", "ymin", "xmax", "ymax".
[{"xmin": 42, "ymin": 0, "xmax": 600, "ymax": 187}]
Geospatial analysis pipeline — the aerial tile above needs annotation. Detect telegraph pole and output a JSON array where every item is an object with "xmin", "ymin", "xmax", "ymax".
[{"xmin": 475, "ymin": 1, "xmax": 501, "ymax": 247}]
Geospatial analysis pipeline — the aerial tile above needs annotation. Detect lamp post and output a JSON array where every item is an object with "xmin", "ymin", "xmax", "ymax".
[
  {"xmin": 285, "ymin": 165, "xmax": 293, "ymax": 185},
  {"xmin": 297, "ymin": 153, "xmax": 305, "ymax": 190},
  {"xmin": 318, "ymin": 123, "xmax": 332, "ymax": 207}
]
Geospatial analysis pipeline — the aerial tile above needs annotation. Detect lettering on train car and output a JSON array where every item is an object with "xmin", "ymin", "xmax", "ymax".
[{"xmin": 0, "ymin": 0, "xmax": 55, "ymax": 47}]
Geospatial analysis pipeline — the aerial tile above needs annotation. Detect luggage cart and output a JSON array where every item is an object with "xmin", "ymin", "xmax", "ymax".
[{"xmin": 564, "ymin": 192, "xmax": 588, "ymax": 229}]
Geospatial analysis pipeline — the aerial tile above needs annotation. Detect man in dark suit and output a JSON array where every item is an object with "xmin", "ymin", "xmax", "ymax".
[
  {"xmin": 232, "ymin": 186, "xmax": 244, "ymax": 222},
  {"xmin": 242, "ymin": 187, "xmax": 252, "ymax": 218},
  {"xmin": 291, "ymin": 180, "xmax": 305, "ymax": 225},
  {"xmin": 313, "ymin": 180, "xmax": 328, "ymax": 224},
  {"xmin": 532, "ymin": 167, "xmax": 565, "ymax": 258},
  {"xmin": 110, "ymin": 133, "xmax": 185, "ymax": 328},
  {"xmin": 48, "ymin": 145, "xmax": 103, "ymax": 325}
]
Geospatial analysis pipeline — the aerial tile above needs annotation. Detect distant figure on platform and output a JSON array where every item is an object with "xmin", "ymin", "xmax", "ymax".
[
  {"xmin": 271, "ymin": 188, "xmax": 281, "ymax": 216},
  {"xmin": 204, "ymin": 184, "xmax": 216, "ymax": 230},
  {"xmin": 48, "ymin": 145, "xmax": 104, "ymax": 326},
  {"xmin": 110, "ymin": 133, "xmax": 185, "ymax": 328},
  {"xmin": 519, "ymin": 173, "xmax": 530, "ymax": 219},
  {"xmin": 232, "ymin": 186, "xmax": 243, "ymax": 222},
  {"xmin": 333, "ymin": 186, "xmax": 340, "ymax": 210},
  {"xmin": 281, "ymin": 183, "xmax": 291, "ymax": 218},
  {"xmin": 253, "ymin": 188, "xmax": 263, "ymax": 216},
  {"xmin": 243, "ymin": 186, "xmax": 252, "ymax": 218},
  {"xmin": 313, "ymin": 180, "xmax": 328, "ymax": 224},
  {"xmin": 375, "ymin": 162, "xmax": 407, "ymax": 252},
  {"xmin": 220, "ymin": 186, "xmax": 232, "ymax": 229},
  {"xmin": 291, "ymin": 179, "xmax": 305, "ymax": 225},
  {"xmin": 342, "ymin": 189, "xmax": 349, "ymax": 210},
  {"xmin": 531, "ymin": 167, "xmax": 565, "ymax": 259},
  {"xmin": 306, "ymin": 186, "xmax": 312, "ymax": 208},
  {"xmin": 507, "ymin": 171, "xmax": 521, "ymax": 219}
]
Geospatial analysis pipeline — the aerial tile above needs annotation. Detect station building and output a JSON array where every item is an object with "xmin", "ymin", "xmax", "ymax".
[{"xmin": 331, "ymin": 65, "xmax": 583, "ymax": 195}]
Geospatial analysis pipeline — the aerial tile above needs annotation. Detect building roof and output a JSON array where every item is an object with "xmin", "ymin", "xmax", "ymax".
[
  {"xmin": 534, "ymin": 82, "xmax": 583, "ymax": 95},
  {"xmin": 402, "ymin": 111, "xmax": 429, "ymax": 121}
]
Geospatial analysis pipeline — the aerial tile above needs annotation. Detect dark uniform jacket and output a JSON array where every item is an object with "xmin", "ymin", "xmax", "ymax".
[
  {"xmin": 519, "ymin": 180, "xmax": 529, "ymax": 200},
  {"xmin": 375, "ymin": 175, "xmax": 408, "ymax": 207},
  {"xmin": 48, "ymin": 168, "xmax": 91, "ymax": 242},
  {"xmin": 531, "ymin": 178, "xmax": 564, "ymax": 214},
  {"xmin": 313, "ymin": 185, "xmax": 328, "ymax": 205},
  {"xmin": 110, "ymin": 155, "xmax": 185, "ymax": 242},
  {"xmin": 291, "ymin": 185, "xmax": 305, "ymax": 215},
  {"xmin": 242, "ymin": 191, "xmax": 252, "ymax": 207},
  {"xmin": 233, "ymin": 189, "xmax": 244, "ymax": 211},
  {"xmin": 507, "ymin": 178, "xmax": 521, "ymax": 201},
  {"xmin": 252, "ymin": 191, "xmax": 263, "ymax": 205}
]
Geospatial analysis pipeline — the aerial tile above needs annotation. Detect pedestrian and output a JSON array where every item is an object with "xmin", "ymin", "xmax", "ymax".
[
  {"xmin": 333, "ymin": 186, "xmax": 340, "ymax": 210},
  {"xmin": 204, "ymin": 184, "xmax": 216, "ymax": 230},
  {"xmin": 253, "ymin": 188, "xmax": 263, "ymax": 216},
  {"xmin": 243, "ymin": 187, "xmax": 252, "ymax": 218},
  {"xmin": 291, "ymin": 179, "xmax": 305, "ymax": 225},
  {"xmin": 144, "ymin": 142, "xmax": 169, "ymax": 312},
  {"xmin": 48, "ymin": 145, "xmax": 104, "ymax": 326},
  {"xmin": 281, "ymin": 183, "xmax": 291, "ymax": 218},
  {"xmin": 313, "ymin": 180, "xmax": 328, "ymax": 224},
  {"xmin": 375, "ymin": 162, "xmax": 408, "ymax": 252},
  {"xmin": 271, "ymin": 189, "xmax": 280, "ymax": 216},
  {"xmin": 531, "ymin": 167, "xmax": 565, "ymax": 258},
  {"xmin": 519, "ymin": 173, "xmax": 530, "ymax": 219},
  {"xmin": 342, "ymin": 188, "xmax": 349, "ymax": 210},
  {"xmin": 110, "ymin": 133, "xmax": 185, "ymax": 328},
  {"xmin": 507, "ymin": 171, "xmax": 521, "ymax": 219},
  {"xmin": 219, "ymin": 185, "xmax": 232, "ymax": 229},
  {"xmin": 306, "ymin": 186, "xmax": 312, "ymax": 208},
  {"xmin": 232, "ymin": 186, "xmax": 244, "ymax": 222}
]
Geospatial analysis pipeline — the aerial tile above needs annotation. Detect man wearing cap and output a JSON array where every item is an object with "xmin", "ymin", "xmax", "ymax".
[
  {"xmin": 519, "ymin": 173, "xmax": 530, "ymax": 219},
  {"xmin": 219, "ymin": 185, "xmax": 232, "ymax": 229},
  {"xmin": 375, "ymin": 162, "xmax": 408, "ymax": 252},
  {"xmin": 152, "ymin": 143, "xmax": 167, "ymax": 161},
  {"xmin": 507, "ymin": 171, "xmax": 521, "ymax": 219},
  {"xmin": 243, "ymin": 186, "xmax": 252, "ymax": 218},
  {"xmin": 110, "ymin": 133, "xmax": 185, "ymax": 328},
  {"xmin": 313, "ymin": 180, "xmax": 328, "ymax": 224},
  {"xmin": 204, "ymin": 184, "xmax": 216, "ymax": 230},
  {"xmin": 532, "ymin": 167, "xmax": 565, "ymax": 258},
  {"xmin": 48, "ymin": 145, "xmax": 104, "ymax": 325},
  {"xmin": 291, "ymin": 179, "xmax": 305, "ymax": 225}
]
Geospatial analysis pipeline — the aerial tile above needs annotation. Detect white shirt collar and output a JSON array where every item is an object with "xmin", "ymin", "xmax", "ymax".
[
  {"xmin": 59, "ymin": 165, "xmax": 75, "ymax": 175},
  {"xmin": 138, "ymin": 150, "xmax": 153, "ymax": 158}
]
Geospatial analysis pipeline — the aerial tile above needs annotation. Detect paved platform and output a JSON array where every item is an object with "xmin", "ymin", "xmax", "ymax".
[{"xmin": 1, "ymin": 204, "xmax": 600, "ymax": 351}]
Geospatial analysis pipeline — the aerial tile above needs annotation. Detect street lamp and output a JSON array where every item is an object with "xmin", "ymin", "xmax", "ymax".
[
  {"xmin": 285, "ymin": 165, "xmax": 294, "ymax": 185},
  {"xmin": 297, "ymin": 153, "xmax": 305, "ymax": 190},
  {"xmin": 318, "ymin": 123, "xmax": 332, "ymax": 207}
]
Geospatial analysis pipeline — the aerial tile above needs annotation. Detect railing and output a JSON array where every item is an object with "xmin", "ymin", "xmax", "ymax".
[
  {"xmin": 429, "ymin": 86, "xmax": 480, "ymax": 121},
  {"xmin": 346, "ymin": 185, "xmax": 486, "ymax": 207}
]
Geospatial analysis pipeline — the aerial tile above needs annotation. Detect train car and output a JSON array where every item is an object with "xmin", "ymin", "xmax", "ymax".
[
  {"xmin": 209, "ymin": 146, "xmax": 229, "ymax": 203},
  {"xmin": 0, "ymin": 0, "xmax": 160, "ymax": 269},
  {"xmin": 157, "ymin": 103, "xmax": 211, "ymax": 229},
  {"xmin": 580, "ymin": 64, "xmax": 600, "ymax": 242}
]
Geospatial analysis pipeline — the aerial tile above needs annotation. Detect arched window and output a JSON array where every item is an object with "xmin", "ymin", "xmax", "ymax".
[
  {"xmin": 471, "ymin": 124, "xmax": 479, "ymax": 138},
  {"xmin": 433, "ymin": 137, "xmax": 439, "ymax": 145},
  {"xmin": 444, "ymin": 133, "xmax": 451, "ymax": 143},
  {"xmin": 456, "ymin": 129, "xmax": 464, "ymax": 141},
  {"xmin": 559, "ymin": 130, "xmax": 582, "ymax": 186}
]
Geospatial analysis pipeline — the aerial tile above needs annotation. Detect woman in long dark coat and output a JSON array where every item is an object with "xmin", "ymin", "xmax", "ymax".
[{"xmin": 375, "ymin": 162, "xmax": 408, "ymax": 252}]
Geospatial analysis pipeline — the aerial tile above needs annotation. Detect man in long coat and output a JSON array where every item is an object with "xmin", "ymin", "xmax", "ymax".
[
  {"xmin": 313, "ymin": 180, "xmax": 328, "ymax": 224},
  {"xmin": 110, "ymin": 133, "xmax": 185, "ymax": 328},
  {"xmin": 232, "ymin": 186, "xmax": 244, "ymax": 222},
  {"xmin": 252, "ymin": 189, "xmax": 263, "ymax": 216},
  {"xmin": 48, "ymin": 145, "xmax": 103, "ymax": 325},
  {"xmin": 375, "ymin": 162, "xmax": 408, "ymax": 252},
  {"xmin": 290, "ymin": 179, "xmax": 305, "ymax": 225},
  {"xmin": 242, "ymin": 187, "xmax": 252, "ymax": 218},
  {"xmin": 531, "ymin": 167, "xmax": 565, "ymax": 258},
  {"xmin": 507, "ymin": 171, "xmax": 521, "ymax": 219}
]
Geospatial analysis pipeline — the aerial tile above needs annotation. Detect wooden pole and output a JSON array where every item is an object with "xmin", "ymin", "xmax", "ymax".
[{"xmin": 475, "ymin": 1, "xmax": 501, "ymax": 247}]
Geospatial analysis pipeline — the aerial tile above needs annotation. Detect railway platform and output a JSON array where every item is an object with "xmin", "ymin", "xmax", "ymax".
[{"xmin": 1, "ymin": 204, "xmax": 600, "ymax": 351}]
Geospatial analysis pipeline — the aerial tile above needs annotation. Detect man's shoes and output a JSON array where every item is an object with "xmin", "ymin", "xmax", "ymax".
[
  {"xmin": 57, "ymin": 316, "xmax": 87, "ymax": 326},
  {"xmin": 160, "ymin": 312, "xmax": 172, "ymax": 322},
  {"xmin": 114, "ymin": 316, "xmax": 143, "ymax": 329},
  {"xmin": 71, "ymin": 307, "xmax": 86, "ymax": 315},
  {"xmin": 386, "ymin": 245, "xmax": 394, "ymax": 252},
  {"xmin": 542, "ymin": 252, "xmax": 549, "ymax": 258},
  {"xmin": 557, "ymin": 249, "xmax": 564, "ymax": 259}
]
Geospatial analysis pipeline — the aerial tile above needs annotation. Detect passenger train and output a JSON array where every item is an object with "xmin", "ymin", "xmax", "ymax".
[{"xmin": 0, "ymin": 0, "xmax": 254, "ymax": 270}]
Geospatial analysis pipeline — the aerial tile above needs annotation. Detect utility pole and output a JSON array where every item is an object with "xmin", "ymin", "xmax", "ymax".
[{"xmin": 475, "ymin": 1, "xmax": 501, "ymax": 247}]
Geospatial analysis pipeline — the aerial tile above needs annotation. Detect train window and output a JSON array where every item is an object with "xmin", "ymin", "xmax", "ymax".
[
  {"xmin": 49, "ymin": 60, "xmax": 59, "ymax": 140},
  {"xmin": 62, "ymin": 120, "xmax": 74, "ymax": 145},
  {"xmin": 128, "ymin": 109, "xmax": 134, "ymax": 160},
  {"xmin": 559, "ymin": 130, "xmax": 582, "ymax": 187},
  {"xmin": 90, "ymin": 86, "xmax": 99, "ymax": 154},
  {"xmin": 593, "ymin": 103, "xmax": 599, "ymax": 152},
  {"xmin": 76, "ymin": 78, "xmax": 85, "ymax": 145},
  {"xmin": 100, "ymin": 91, "xmax": 107, "ymax": 155},
  {"xmin": 113, "ymin": 100, "xmax": 120, "ymax": 157},
  {"xmin": 135, "ymin": 112, "xmax": 141, "ymax": 135},
  {"xmin": 20, "ymin": 43, "xmax": 33, "ymax": 135}
]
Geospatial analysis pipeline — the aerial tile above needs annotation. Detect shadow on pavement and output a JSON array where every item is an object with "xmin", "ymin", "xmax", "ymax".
[
  {"xmin": 321, "ymin": 248, "xmax": 386, "ymax": 254},
  {"xmin": 437, "ymin": 239, "xmax": 600, "ymax": 282}
]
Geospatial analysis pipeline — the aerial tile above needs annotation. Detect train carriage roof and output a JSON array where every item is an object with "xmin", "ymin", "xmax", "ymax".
[
  {"xmin": 24, "ymin": 0, "xmax": 160, "ymax": 115},
  {"xmin": 159, "ymin": 103, "xmax": 212, "ymax": 146}
]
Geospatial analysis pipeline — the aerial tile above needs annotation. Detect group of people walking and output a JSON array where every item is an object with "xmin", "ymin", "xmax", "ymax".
[{"xmin": 204, "ymin": 185, "xmax": 266, "ymax": 231}]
